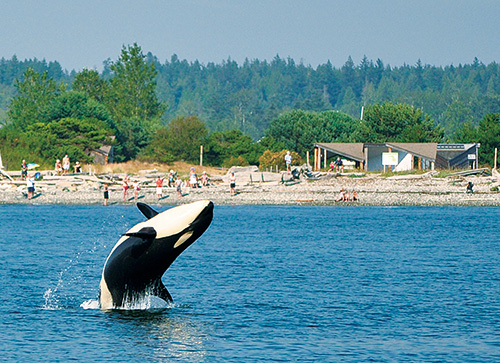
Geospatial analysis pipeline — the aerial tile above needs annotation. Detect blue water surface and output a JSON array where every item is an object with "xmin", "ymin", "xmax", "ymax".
[{"xmin": 1, "ymin": 204, "xmax": 499, "ymax": 362}]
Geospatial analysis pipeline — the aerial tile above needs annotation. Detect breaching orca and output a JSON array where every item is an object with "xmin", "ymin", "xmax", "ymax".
[{"xmin": 99, "ymin": 200, "xmax": 214, "ymax": 309}]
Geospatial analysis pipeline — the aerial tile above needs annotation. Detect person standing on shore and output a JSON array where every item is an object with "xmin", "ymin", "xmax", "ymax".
[
  {"xmin": 175, "ymin": 176, "xmax": 183, "ymax": 198},
  {"xmin": 285, "ymin": 151, "xmax": 292, "ymax": 174},
  {"xmin": 189, "ymin": 167, "xmax": 198, "ymax": 188},
  {"xmin": 229, "ymin": 172, "xmax": 236, "ymax": 196},
  {"xmin": 201, "ymin": 171, "xmax": 209, "ymax": 187},
  {"xmin": 122, "ymin": 176, "xmax": 129, "ymax": 202},
  {"xmin": 133, "ymin": 181, "xmax": 140, "ymax": 201},
  {"xmin": 156, "ymin": 176, "xmax": 164, "ymax": 200},
  {"xmin": 26, "ymin": 174, "xmax": 35, "ymax": 199},
  {"xmin": 21, "ymin": 160, "xmax": 28, "ymax": 180},
  {"xmin": 103, "ymin": 183, "xmax": 109, "ymax": 206},
  {"xmin": 168, "ymin": 170, "xmax": 175, "ymax": 187},
  {"xmin": 335, "ymin": 156, "xmax": 344, "ymax": 173},
  {"xmin": 62, "ymin": 154, "xmax": 70, "ymax": 175},
  {"xmin": 55, "ymin": 159, "xmax": 62, "ymax": 175}
]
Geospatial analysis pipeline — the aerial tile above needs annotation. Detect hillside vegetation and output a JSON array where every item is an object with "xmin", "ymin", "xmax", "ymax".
[{"xmin": 0, "ymin": 45, "xmax": 499, "ymax": 169}]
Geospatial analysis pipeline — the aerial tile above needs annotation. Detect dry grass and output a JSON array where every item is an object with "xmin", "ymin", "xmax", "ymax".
[{"xmin": 90, "ymin": 161, "xmax": 228, "ymax": 176}]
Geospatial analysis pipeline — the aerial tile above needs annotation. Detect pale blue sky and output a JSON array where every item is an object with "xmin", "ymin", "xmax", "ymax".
[{"xmin": 1, "ymin": 0, "xmax": 499, "ymax": 71}]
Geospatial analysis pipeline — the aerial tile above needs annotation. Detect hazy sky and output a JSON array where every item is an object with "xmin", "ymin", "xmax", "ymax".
[{"xmin": 1, "ymin": 0, "xmax": 499, "ymax": 71}]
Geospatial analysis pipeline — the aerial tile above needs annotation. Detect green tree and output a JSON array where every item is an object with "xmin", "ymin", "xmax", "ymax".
[
  {"xmin": 357, "ymin": 102, "xmax": 444, "ymax": 142},
  {"xmin": 25, "ymin": 117, "xmax": 112, "ymax": 163},
  {"xmin": 73, "ymin": 68, "xmax": 108, "ymax": 103},
  {"xmin": 205, "ymin": 129, "xmax": 263, "ymax": 166},
  {"xmin": 477, "ymin": 113, "xmax": 500, "ymax": 167},
  {"xmin": 106, "ymin": 43, "xmax": 165, "ymax": 160},
  {"xmin": 453, "ymin": 121, "xmax": 479, "ymax": 143},
  {"xmin": 7, "ymin": 68, "xmax": 66, "ymax": 131},
  {"xmin": 262, "ymin": 109, "xmax": 359, "ymax": 156},
  {"xmin": 0, "ymin": 117, "xmax": 112, "ymax": 168},
  {"xmin": 107, "ymin": 43, "xmax": 164, "ymax": 121},
  {"xmin": 441, "ymin": 100, "xmax": 474, "ymax": 138},
  {"xmin": 46, "ymin": 91, "xmax": 112, "ymax": 127},
  {"xmin": 141, "ymin": 116, "xmax": 208, "ymax": 163},
  {"xmin": 455, "ymin": 113, "xmax": 500, "ymax": 166}
]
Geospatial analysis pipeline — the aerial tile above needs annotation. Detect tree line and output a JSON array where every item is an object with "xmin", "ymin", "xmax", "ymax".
[{"xmin": 0, "ymin": 44, "xmax": 499, "ymax": 169}]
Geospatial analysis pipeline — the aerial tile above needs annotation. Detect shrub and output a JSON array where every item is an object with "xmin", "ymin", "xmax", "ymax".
[{"xmin": 258, "ymin": 149, "xmax": 303, "ymax": 169}]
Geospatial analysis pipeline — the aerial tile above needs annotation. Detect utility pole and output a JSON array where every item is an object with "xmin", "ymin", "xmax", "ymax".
[{"xmin": 495, "ymin": 147, "xmax": 498, "ymax": 170}]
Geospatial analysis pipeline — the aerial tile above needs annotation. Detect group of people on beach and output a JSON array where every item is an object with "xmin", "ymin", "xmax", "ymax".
[
  {"xmin": 335, "ymin": 188, "xmax": 358, "ymax": 202},
  {"xmin": 120, "ymin": 176, "xmax": 143, "ymax": 203},
  {"xmin": 54, "ymin": 155, "xmax": 81, "ymax": 175},
  {"xmin": 329, "ymin": 157, "xmax": 344, "ymax": 173},
  {"xmin": 111, "ymin": 167, "xmax": 215, "ymax": 205}
]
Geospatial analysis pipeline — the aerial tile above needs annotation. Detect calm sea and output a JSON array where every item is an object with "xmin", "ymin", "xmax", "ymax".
[{"xmin": 1, "ymin": 204, "xmax": 499, "ymax": 362}]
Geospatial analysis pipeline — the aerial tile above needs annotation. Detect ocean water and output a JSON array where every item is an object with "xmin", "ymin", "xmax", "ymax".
[{"xmin": 1, "ymin": 203, "xmax": 500, "ymax": 362}]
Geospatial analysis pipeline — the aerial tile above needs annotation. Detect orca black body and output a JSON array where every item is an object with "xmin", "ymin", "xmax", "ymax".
[{"xmin": 99, "ymin": 200, "xmax": 213, "ymax": 309}]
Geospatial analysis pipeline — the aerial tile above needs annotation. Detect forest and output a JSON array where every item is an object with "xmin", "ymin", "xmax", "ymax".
[{"xmin": 0, "ymin": 44, "xmax": 499, "ymax": 169}]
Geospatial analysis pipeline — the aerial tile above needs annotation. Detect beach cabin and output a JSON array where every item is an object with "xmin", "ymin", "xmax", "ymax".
[
  {"xmin": 435, "ymin": 144, "xmax": 480, "ymax": 169},
  {"xmin": 313, "ymin": 143, "xmax": 480, "ymax": 171},
  {"xmin": 89, "ymin": 144, "xmax": 114, "ymax": 165}
]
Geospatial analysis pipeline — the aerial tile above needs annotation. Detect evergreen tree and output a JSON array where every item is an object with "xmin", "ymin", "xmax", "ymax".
[
  {"xmin": 7, "ymin": 68, "xmax": 66, "ymax": 131},
  {"xmin": 357, "ymin": 102, "xmax": 444, "ymax": 142},
  {"xmin": 105, "ymin": 43, "xmax": 165, "ymax": 160}
]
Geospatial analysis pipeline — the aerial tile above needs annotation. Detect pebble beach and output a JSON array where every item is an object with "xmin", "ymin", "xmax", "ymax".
[{"xmin": 1, "ymin": 168, "xmax": 499, "ymax": 207}]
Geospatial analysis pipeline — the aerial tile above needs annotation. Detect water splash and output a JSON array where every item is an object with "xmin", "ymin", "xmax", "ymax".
[
  {"xmin": 80, "ymin": 294, "xmax": 174, "ymax": 311},
  {"xmin": 42, "ymin": 288, "xmax": 61, "ymax": 310},
  {"xmin": 80, "ymin": 299, "xmax": 100, "ymax": 310}
]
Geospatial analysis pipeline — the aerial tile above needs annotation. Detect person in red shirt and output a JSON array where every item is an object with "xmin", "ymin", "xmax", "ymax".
[{"xmin": 156, "ymin": 176, "xmax": 164, "ymax": 200}]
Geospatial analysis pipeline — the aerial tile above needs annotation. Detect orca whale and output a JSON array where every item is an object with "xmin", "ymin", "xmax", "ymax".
[{"xmin": 99, "ymin": 200, "xmax": 214, "ymax": 309}]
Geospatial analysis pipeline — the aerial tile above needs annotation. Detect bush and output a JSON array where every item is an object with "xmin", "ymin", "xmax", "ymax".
[
  {"xmin": 223, "ymin": 156, "xmax": 249, "ymax": 168},
  {"xmin": 258, "ymin": 149, "xmax": 303, "ymax": 169}
]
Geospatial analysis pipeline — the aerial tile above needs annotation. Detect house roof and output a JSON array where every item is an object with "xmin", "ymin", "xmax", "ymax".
[
  {"xmin": 386, "ymin": 143, "xmax": 438, "ymax": 161},
  {"xmin": 314, "ymin": 143, "xmax": 365, "ymax": 162}
]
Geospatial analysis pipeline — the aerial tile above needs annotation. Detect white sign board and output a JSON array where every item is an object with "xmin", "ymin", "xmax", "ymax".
[
  {"xmin": 382, "ymin": 152, "xmax": 399, "ymax": 166},
  {"xmin": 468, "ymin": 154, "xmax": 476, "ymax": 160}
]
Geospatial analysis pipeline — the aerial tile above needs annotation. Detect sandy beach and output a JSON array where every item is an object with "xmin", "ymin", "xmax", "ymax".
[{"xmin": 1, "ymin": 168, "xmax": 499, "ymax": 207}]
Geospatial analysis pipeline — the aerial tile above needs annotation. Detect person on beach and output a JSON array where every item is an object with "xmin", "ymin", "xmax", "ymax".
[
  {"xmin": 201, "ymin": 171, "xmax": 208, "ymax": 187},
  {"xmin": 133, "ymin": 181, "xmax": 140, "ymax": 201},
  {"xmin": 466, "ymin": 181, "xmax": 474, "ymax": 193},
  {"xmin": 26, "ymin": 174, "xmax": 35, "ymax": 199},
  {"xmin": 335, "ymin": 156, "xmax": 344, "ymax": 173},
  {"xmin": 175, "ymin": 176, "xmax": 183, "ymax": 197},
  {"xmin": 62, "ymin": 154, "xmax": 70, "ymax": 175},
  {"xmin": 103, "ymin": 183, "xmax": 109, "ymax": 206},
  {"xmin": 344, "ymin": 190, "xmax": 351, "ymax": 201},
  {"xmin": 21, "ymin": 160, "xmax": 28, "ymax": 180},
  {"xmin": 122, "ymin": 176, "xmax": 129, "ymax": 202},
  {"xmin": 189, "ymin": 167, "xmax": 198, "ymax": 188},
  {"xmin": 229, "ymin": 172, "xmax": 236, "ymax": 196},
  {"xmin": 329, "ymin": 160, "xmax": 335, "ymax": 173},
  {"xmin": 285, "ymin": 151, "xmax": 292, "ymax": 174},
  {"xmin": 352, "ymin": 190, "xmax": 358, "ymax": 201},
  {"xmin": 55, "ymin": 159, "xmax": 63, "ymax": 175},
  {"xmin": 74, "ymin": 161, "xmax": 82, "ymax": 173},
  {"xmin": 335, "ymin": 188, "xmax": 346, "ymax": 202},
  {"xmin": 168, "ymin": 170, "xmax": 175, "ymax": 187},
  {"xmin": 156, "ymin": 176, "xmax": 164, "ymax": 199}
]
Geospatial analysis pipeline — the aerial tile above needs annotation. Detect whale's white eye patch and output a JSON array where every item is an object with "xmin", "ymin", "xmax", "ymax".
[{"xmin": 174, "ymin": 231, "xmax": 194, "ymax": 248}]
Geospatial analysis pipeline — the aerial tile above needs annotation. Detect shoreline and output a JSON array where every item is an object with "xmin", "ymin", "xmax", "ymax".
[{"xmin": 1, "ymin": 171, "xmax": 499, "ymax": 207}]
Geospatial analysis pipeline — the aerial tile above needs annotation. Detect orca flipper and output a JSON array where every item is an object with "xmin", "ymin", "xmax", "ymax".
[
  {"xmin": 123, "ymin": 227, "xmax": 157, "ymax": 258},
  {"xmin": 137, "ymin": 202, "xmax": 159, "ymax": 219},
  {"xmin": 152, "ymin": 278, "xmax": 173, "ymax": 303}
]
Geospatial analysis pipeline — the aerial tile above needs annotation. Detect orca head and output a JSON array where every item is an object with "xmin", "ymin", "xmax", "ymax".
[{"xmin": 99, "ymin": 200, "xmax": 214, "ymax": 309}]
